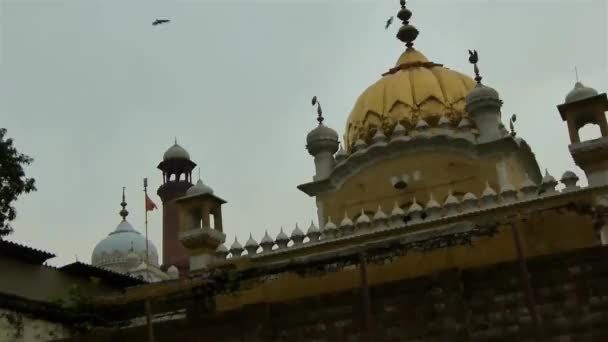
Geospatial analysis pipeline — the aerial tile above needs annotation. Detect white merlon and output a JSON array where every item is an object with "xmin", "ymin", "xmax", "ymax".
[
  {"xmin": 245, "ymin": 233, "xmax": 259, "ymax": 255},
  {"xmin": 461, "ymin": 192, "xmax": 478, "ymax": 211},
  {"xmin": 275, "ymin": 228, "xmax": 290, "ymax": 249},
  {"xmin": 340, "ymin": 211, "xmax": 355, "ymax": 236},
  {"xmin": 229, "ymin": 237, "xmax": 244, "ymax": 257},
  {"xmin": 407, "ymin": 197, "xmax": 423, "ymax": 222},
  {"xmin": 443, "ymin": 190, "xmax": 460, "ymax": 216},
  {"xmin": 215, "ymin": 244, "xmax": 228, "ymax": 259},
  {"xmin": 373, "ymin": 129, "xmax": 388, "ymax": 145},
  {"xmin": 307, "ymin": 221, "xmax": 321, "ymax": 242},
  {"xmin": 540, "ymin": 169, "xmax": 558, "ymax": 195},
  {"xmin": 323, "ymin": 217, "xmax": 338, "ymax": 240},
  {"xmin": 260, "ymin": 230, "xmax": 275, "ymax": 252},
  {"xmin": 291, "ymin": 224, "xmax": 305, "ymax": 245},
  {"xmin": 392, "ymin": 122, "xmax": 406, "ymax": 137},
  {"xmin": 425, "ymin": 193, "xmax": 442, "ymax": 219},
  {"xmin": 481, "ymin": 182, "xmax": 498, "ymax": 207}
]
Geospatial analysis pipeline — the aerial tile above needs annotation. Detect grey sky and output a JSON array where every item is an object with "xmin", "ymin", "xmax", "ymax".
[{"xmin": 1, "ymin": 0, "xmax": 606, "ymax": 266}]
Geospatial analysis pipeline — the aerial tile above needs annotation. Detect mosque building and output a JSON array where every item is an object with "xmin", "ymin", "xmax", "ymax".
[
  {"xmin": 68, "ymin": 1, "xmax": 608, "ymax": 340},
  {"xmin": 91, "ymin": 188, "xmax": 173, "ymax": 282}
]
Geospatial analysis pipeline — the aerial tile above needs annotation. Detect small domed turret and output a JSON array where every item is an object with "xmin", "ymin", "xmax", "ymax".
[
  {"xmin": 306, "ymin": 97, "xmax": 339, "ymax": 156},
  {"xmin": 565, "ymin": 82, "xmax": 599, "ymax": 104},
  {"xmin": 464, "ymin": 50, "xmax": 504, "ymax": 143},
  {"xmin": 465, "ymin": 83, "xmax": 501, "ymax": 110},
  {"xmin": 306, "ymin": 97, "xmax": 340, "ymax": 180},
  {"xmin": 186, "ymin": 178, "xmax": 214, "ymax": 197},
  {"xmin": 163, "ymin": 140, "xmax": 191, "ymax": 161}
]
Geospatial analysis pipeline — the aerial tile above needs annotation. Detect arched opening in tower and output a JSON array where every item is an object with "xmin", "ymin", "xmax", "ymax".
[{"xmin": 578, "ymin": 123, "xmax": 603, "ymax": 142}]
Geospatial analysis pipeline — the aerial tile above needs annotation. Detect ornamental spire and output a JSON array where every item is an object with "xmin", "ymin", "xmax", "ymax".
[
  {"xmin": 119, "ymin": 187, "xmax": 129, "ymax": 221},
  {"xmin": 468, "ymin": 49, "xmax": 483, "ymax": 84},
  {"xmin": 311, "ymin": 96, "xmax": 324, "ymax": 125},
  {"xmin": 396, "ymin": 0, "xmax": 419, "ymax": 48}
]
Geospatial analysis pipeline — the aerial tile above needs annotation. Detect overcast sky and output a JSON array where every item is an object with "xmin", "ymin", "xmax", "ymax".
[{"xmin": 1, "ymin": 0, "xmax": 606, "ymax": 266}]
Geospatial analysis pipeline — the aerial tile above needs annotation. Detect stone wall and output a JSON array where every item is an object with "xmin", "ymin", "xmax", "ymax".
[
  {"xmin": 0, "ymin": 308, "xmax": 71, "ymax": 342},
  {"xmin": 58, "ymin": 246, "xmax": 608, "ymax": 341}
]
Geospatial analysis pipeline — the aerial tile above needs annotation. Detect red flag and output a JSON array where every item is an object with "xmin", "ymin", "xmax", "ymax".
[{"xmin": 145, "ymin": 193, "xmax": 157, "ymax": 211}]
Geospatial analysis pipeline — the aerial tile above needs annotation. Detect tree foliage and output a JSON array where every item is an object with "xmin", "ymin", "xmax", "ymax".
[{"xmin": 0, "ymin": 128, "xmax": 36, "ymax": 237}]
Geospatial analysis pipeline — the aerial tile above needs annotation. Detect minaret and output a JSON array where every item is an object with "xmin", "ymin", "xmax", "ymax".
[
  {"xmin": 306, "ymin": 96, "xmax": 339, "ymax": 181},
  {"xmin": 464, "ymin": 50, "xmax": 505, "ymax": 143},
  {"xmin": 306, "ymin": 97, "xmax": 339, "ymax": 228},
  {"xmin": 157, "ymin": 139, "xmax": 196, "ymax": 273},
  {"xmin": 557, "ymin": 81, "xmax": 608, "ymax": 186}
]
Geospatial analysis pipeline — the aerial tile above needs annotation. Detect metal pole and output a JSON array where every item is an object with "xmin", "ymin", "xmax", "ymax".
[
  {"xmin": 145, "ymin": 299, "xmax": 155, "ymax": 342},
  {"xmin": 144, "ymin": 178, "xmax": 151, "ymax": 282},
  {"xmin": 358, "ymin": 252, "xmax": 374, "ymax": 342},
  {"xmin": 143, "ymin": 179, "xmax": 154, "ymax": 342},
  {"xmin": 510, "ymin": 222, "xmax": 545, "ymax": 342}
]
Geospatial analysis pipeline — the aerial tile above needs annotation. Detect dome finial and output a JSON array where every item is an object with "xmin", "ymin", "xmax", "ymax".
[
  {"xmin": 174, "ymin": 136, "xmax": 177, "ymax": 145},
  {"xmin": 396, "ymin": 0, "xmax": 419, "ymax": 48},
  {"xmin": 119, "ymin": 187, "xmax": 129, "ymax": 221},
  {"xmin": 575, "ymin": 66, "xmax": 579, "ymax": 83},
  {"xmin": 509, "ymin": 114, "xmax": 517, "ymax": 137},
  {"xmin": 198, "ymin": 167, "xmax": 201, "ymax": 181},
  {"xmin": 311, "ymin": 96, "xmax": 324, "ymax": 125},
  {"xmin": 468, "ymin": 49, "xmax": 483, "ymax": 84}
]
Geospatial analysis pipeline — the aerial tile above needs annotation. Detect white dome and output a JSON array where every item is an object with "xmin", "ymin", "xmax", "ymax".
[
  {"xmin": 91, "ymin": 219, "xmax": 159, "ymax": 268},
  {"xmin": 186, "ymin": 179, "xmax": 213, "ymax": 196},
  {"xmin": 565, "ymin": 82, "xmax": 598, "ymax": 104},
  {"xmin": 163, "ymin": 143, "xmax": 190, "ymax": 161}
]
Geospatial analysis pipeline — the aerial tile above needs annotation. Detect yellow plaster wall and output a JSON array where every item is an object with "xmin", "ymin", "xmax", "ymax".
[
  {"xmin": 215, "ymin": 210, "xmax": 596, "ymax": 312},
  {"xmin": 320, "ymin": 152, "xmax": 528, "ymax": 221}
]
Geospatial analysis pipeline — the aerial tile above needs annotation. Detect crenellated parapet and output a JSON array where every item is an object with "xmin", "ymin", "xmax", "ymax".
[
  {"xmin": 216, "ymin": 170, "xmax": 605, "ymax": 260},
  {"xmin": 338, "ymin": 115, "xmax": 478, "ymax": 164}
]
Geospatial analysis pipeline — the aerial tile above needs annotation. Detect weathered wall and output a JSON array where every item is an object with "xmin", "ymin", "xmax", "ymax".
[
  {"xmin": 0, "ymin": 308, "xmax": 71, "ymax": 342},
  {"xmin": 0, "ymin": 259, "xmax": 117, "ymax": 304},
  {"xmin": 58, "ymin": 245, "xmax": 608, "ymax": 341},
  {"xmin": 215, "ymin": 214, "xmax": 595, "ymax": 312}
]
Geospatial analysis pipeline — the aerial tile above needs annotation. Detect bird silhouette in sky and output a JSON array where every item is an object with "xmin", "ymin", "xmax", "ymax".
[
  {"xmin": 385, "ymin": 16, "xmax": 394, "ymax": 30},
  {"xmin": 152, "ymin": 19, "xmax": 170, "ymax": 26}
]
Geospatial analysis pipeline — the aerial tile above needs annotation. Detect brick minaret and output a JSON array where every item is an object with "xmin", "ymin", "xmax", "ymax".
[{"xmin": 157, "ymin": 141, "xmax": 196, "ymax": 273}]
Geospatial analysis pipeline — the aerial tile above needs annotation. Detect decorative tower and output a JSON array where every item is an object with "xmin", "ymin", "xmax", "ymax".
[
  {"xmin": 464, "ymin": 50, "xmax": 505, "ymax": 143},
  {"xmin": 305, "ymin": 97, "xmax": 339, "ymax": 228},
  {"xmin": 557, "ymin": 82, "xmax": 608, "ymax": 186},
  {"xmin": 157, "ymin": 139, "xmax": 196, "ymax": 273},
  {"xmin": 176, "ymin": 175, "xmax": 226, "ymax": 271},
  {"xmin": 306, "ymin": 96, "xmax": 340, "ymax": 182}
]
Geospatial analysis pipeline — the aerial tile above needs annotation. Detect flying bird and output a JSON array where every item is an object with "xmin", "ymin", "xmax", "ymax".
[
  {"xmin": 385, "ymin": 16, "xmax": 394, "ymax": 30},
  {"xmin": 152, "ymin": 19, "xmax": 170, "ymax": 26}
]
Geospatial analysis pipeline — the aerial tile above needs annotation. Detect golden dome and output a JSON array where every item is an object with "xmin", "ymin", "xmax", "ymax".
[{"xmin": 344, "ymin": 48, "xmax": 476, "ymax": 149}]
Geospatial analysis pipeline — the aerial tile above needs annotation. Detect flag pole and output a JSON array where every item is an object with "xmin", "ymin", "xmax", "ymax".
[
  {"xmin": 143, "ymin": 178, "xmax": 155, "ymax": 342},
  {"xmin": 144, "ymin": 178, "xmax": 150, "ymax": 281}
]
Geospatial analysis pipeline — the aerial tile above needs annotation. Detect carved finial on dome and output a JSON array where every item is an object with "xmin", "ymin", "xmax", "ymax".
[
  {"xmin": 509, "ymin": 114, "xmax": 517, "ymax": 137},
  {"xmin": 120, "ymin": 187, "xmax": 129, "ymax": 221},
  {"xmin": 311, "ymin": 96, "xmax": 324, "ymax": 125},
  {"xmin": 396, "ymin": 0, "xmax": 419, "ymax": 48},
  {"xmin": 174, "ymin": 136, "xmax": 177, "ymax": 145},
  {"xmin": 468, "ymin": 49, "xmax": 482, "ymax": 84}
]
